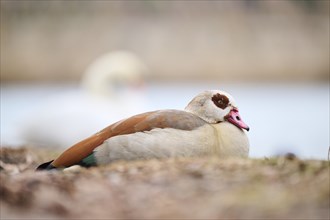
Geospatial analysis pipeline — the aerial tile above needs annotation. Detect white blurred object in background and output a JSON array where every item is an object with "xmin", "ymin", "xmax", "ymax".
[
  {"xmin": 19, "ymin": 51, "xmax": 150, "ymax": 149},
  {"xmin": 81, "ymin": 51, "xmax": 147, "ymax": 98}
]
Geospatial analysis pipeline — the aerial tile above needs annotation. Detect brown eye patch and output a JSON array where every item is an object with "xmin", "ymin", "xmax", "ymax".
[{"xmin": 212, "ymin": 93, "xmax": 229, "ymax": 109}]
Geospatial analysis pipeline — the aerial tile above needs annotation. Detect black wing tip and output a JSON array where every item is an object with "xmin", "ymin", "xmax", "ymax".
[{"xmin": 36, "ymin": 160, "xmax": 56, "ymax": 171}]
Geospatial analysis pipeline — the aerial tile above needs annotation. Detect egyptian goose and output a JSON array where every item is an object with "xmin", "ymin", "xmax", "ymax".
[{"xmin": 37, "ymin": 90, "xmax": 249, "ymax": 170}]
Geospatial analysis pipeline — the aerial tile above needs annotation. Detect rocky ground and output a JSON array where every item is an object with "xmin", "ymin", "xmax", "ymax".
[{"xmin": 0, "ymin": 147, "xmax": 329, "ymax": 219}]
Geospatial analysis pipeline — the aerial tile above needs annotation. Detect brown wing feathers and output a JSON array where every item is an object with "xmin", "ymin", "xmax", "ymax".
[
  {"xmin": 51, "ymin": 111, "xmax": 157, "ymax": 168},
  {"xmin": 50, "ymin": 110, "xmax": 207, "ymax": 168}
]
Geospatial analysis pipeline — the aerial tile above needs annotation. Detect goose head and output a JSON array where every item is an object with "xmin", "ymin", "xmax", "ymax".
[{"xmin": 185, "ymin": 90, "xmax": 249, "ymax": 131}]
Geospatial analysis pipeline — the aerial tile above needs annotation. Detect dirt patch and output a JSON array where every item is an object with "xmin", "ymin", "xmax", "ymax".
[{"xmin": 0, "ymin": 147, "xmax": 329, "ymax": 219}]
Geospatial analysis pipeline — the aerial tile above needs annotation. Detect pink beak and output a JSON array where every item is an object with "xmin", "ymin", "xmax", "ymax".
[{"xmin": 225, "ymin": 109, "xmax": 250, "ymax": 131}]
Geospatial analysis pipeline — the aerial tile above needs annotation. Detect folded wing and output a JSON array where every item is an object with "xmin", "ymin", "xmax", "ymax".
[{"xmin": 50, "ymin": 110, "xmax": 207, "ymax": 168}]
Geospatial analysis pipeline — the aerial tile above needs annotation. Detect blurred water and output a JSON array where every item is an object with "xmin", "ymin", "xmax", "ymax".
[{"xmin": 1, "ymin": 82, "xmax": 329, "ymax": 160}]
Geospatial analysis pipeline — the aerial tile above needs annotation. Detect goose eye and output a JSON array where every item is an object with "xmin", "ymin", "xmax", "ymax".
[{"xmin": 212, "ymin": 93, "xmax": 229, "ymax": 110}]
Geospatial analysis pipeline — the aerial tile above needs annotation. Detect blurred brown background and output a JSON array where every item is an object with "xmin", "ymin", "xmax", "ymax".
[{"xmin": 1, "ymin": 0, "xmax": 329, "ymax": 83}]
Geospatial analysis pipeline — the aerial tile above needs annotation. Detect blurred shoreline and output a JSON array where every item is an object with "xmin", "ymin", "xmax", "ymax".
[{"xmin": 1, "ymin": 1, "xmax": 329, "ymax": 82}]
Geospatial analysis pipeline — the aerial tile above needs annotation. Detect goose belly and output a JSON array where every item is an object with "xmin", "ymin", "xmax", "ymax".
[{"xmin": 94, "ymin": 125, "xmax": 217, "ymax": 165}]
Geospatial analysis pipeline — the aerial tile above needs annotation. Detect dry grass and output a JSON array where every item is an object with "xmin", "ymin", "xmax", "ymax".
[{"xmin": 0, "ymin": 147, "xmax": 329, "ymax": 219}]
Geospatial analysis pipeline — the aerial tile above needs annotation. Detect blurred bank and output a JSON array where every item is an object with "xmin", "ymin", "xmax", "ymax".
[
  {"xmin": 1, "ymin": 1, "xmax": 329, "ymax": 82},
  {"xmin": 0, "ymin": 1, "xmax": 329, "ymax": 159}
]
